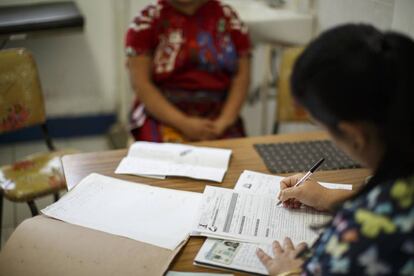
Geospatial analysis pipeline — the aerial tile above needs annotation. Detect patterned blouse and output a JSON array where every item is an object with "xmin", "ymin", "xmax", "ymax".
[
  {"xmin": 124, "ymin": 0, "xmax": 251, "ymax": 142},
  {"xmin": 303, "ymin": 175, "xmax": 414, "ymax": 275}
]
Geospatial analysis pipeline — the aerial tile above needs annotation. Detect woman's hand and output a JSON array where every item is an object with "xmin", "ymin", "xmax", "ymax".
[
  {"xmin": 279, "ymin": 174, "xmax": 355, "ymax": 211},
  {"xmin": 279, "ymin": 174, "xmax": 331, "ymax": 211},
  {"xmin": 212, "ymin": 117, "xmax": 232, "ymax": 137},
  {"xmin": 256, "ymin": 237, "xmax": 306, "ymax": 276},
  {"xmin": 178, "ymin": 116, "xmax": 217, "ymax": 141}
]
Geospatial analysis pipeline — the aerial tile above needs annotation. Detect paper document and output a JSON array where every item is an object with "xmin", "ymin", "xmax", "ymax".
[
  {"xmin": 115, "ymin": 142, "xmax": 232, "ymax": 182},
  {"xmin": 166, "ymin": 271, "xmax": 233, "ymax": 276},
  {"xmin": 193, "ymin": 171, "xmax": 352, "ymax": 275},
  {"xmin": 42, "ymin": 173, "xmax": 201, "ymax": 250},
  {"xmin": 194, "ymin": 239, "xmax": 273, "ymax": 275},
  {"xmin": 234, "ymin": 170, "xmax": 352, "ymax": 196},
  {"xmin": 193, "ymin": 186, "xmax": 330, "ymax": 245}
]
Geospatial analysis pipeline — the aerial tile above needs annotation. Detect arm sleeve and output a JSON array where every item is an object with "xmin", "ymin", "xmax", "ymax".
[
  {"xmin": 125, "ymin": 5, "xmax": 158, "ymax": 57},
  {"xmin": 222, "ymin": 5, "xmax": 251, "ymax": 57}
]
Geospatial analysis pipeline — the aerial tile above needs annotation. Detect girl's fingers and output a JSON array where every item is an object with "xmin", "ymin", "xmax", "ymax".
[
  {"xmin": 272, "ymin": 240, "xmax": 283, "ymax": 255},
  {"xmin": 256, "ymin": 248, "xmax": 273, "ymax": 268},
  {"xmin": 283, "ymin": 237, "xmax": 294, "ymax": 251}
]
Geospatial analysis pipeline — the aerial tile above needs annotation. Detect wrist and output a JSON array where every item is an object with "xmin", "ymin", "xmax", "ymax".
[
  {"xmin": 173, "ymin": 114, "xmax": 190, "ymax": 133},
  {"xmin": 216, "ymin": 115, "xmax": 234, "ymax": 129}
]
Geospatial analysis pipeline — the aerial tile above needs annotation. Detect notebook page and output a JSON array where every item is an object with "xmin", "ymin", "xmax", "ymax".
[{"xmin": 42, "ymin": 173, "xmax": 201, "ymax": 250}]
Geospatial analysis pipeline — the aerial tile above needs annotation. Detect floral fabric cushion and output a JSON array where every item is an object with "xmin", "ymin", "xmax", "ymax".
[{"xmin": 0, "ymin": 149, "xmax": 78, "ymax": 202}]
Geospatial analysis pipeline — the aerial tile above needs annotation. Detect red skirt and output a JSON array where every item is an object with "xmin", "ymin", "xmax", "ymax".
[{"xmin": 130, "ymin": 89, "xmax": 245, "ymax": 142}]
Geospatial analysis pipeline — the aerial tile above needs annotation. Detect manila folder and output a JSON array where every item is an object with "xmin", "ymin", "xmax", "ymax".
[{"xmin": 0, "ymin": 215, "xmax": 183, "ymax": 276}]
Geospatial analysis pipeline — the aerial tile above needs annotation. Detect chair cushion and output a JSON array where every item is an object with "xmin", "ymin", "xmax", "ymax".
[{"xmin": 0, "ymin": 149, "xmax": 78, "ymax": 202}]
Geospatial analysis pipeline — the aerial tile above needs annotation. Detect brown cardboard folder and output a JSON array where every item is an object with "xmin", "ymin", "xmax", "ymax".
[{"xmin": 0, "ymin": 215, "xmax": 184, "ymax": 276}]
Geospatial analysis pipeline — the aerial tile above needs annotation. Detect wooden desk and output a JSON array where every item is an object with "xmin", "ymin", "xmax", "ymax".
[{"xmin": 62, "ymin": 131, "xmax": 370, "ymax": 274}]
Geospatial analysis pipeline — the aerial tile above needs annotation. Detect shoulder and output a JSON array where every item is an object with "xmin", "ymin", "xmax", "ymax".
[
  {"xmin": 211, "ymin": 0, "xmax": 238, "ymax": 18},
  {"xmin": 129, "ymin": 1, "xmax": 166, "ymax": 30},
  {"xmin": 305, "ymin": 176, "xmax": 414, "ymax": 275},
  {"xmin": 210, "ymin": 0, "xmax": 248, "ymax": 33},
  {"xmin": 342, "ymin": 176, "xmax": 414, "ymax": 237}
]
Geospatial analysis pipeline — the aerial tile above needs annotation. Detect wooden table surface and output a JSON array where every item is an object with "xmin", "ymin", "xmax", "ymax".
[{"xmin": 61, "ymin": 131, "xmax": 370, "ymax": 275}]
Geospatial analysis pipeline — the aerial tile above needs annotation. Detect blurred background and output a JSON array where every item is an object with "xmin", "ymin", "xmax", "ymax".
[{"xmin": 0, "ymin": 0, "xmax": 413, "ymax": 246}]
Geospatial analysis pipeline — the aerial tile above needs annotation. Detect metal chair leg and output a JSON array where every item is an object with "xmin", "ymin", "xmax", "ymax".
[
  {"xmin": 53, "ymin": 192, "xmax": 60, "ymax": 202},
  {"xmin": 0, "ymin": 190, "xmax": 3, "ymax": 247},
  {"xmin": 27, "ymin": 200, "xmax": 39, "ymax": 216},
  {"xmin": 273, "ymin": 122, "xmax": 280, "ymax": 134}
]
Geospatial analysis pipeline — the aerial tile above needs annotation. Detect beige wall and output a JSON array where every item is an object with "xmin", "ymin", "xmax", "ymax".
[{"xmin": 2, "ymin": 0, "xmax": 119, "ymax": 117}]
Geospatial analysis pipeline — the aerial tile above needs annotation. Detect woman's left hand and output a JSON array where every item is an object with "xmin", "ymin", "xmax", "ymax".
[{"xmin": 256, "ymin": 237, "xmax": 307, "ymax": 276}]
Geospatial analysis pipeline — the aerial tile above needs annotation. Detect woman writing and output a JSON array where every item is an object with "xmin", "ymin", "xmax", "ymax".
[{"xmin": 257, "ymin": 24, "xmax": 414, "ymax": 275}]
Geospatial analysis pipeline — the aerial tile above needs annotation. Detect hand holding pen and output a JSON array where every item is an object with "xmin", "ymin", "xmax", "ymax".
[{"xmin": 276, "ymin": 158, "xmax": 325, "ymax": 206}]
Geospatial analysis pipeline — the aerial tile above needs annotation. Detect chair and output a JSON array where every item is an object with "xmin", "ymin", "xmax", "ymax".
[
  {"xmin": 273, "ymin": 47, "xmax": 310, "ymax": 133},
  {"xmin": 0, "ymin": 48, "xmax": 78, "ymax": 243}
]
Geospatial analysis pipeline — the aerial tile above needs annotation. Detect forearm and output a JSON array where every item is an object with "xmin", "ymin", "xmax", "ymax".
[
  {"xmin": 134, "ymin": 82, "xmax": 187, "ymax": 130},
  {"xmin": 218, "ymin": 57, "xmax": 250, "ymax": 126},
  {"xmin": 127, "ymin": 56, "xmax": 187, "ymax": 130}
]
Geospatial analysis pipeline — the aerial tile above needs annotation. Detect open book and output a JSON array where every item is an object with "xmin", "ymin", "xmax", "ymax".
[
  {"xmin": 42, "ymin": 173, "xmax": 202, "ymax": 250},
  {"xmin": 115, "ymin": 142, "xmax": 232, "ymax": 182}
]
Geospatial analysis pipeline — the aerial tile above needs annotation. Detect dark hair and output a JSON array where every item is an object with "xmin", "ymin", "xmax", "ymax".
[{"xmin": 291, "ymin": 24, "xmax": 414, "ymax": 185}]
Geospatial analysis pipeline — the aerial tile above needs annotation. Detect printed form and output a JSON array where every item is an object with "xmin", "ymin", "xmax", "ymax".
[
  {"xmin": 194, "ymin": 171, "xmax": 352, "ymax": 275},
  {"xmin": 42, "ymin": 173, "xmax": 201, "ymax": 250},
  {"xmin": 115, "ymin": 142, "xmax": 232, "ymax": 182},
  {"xmin": 194, "ymin": 186, "xmax": 331, "ymax": 245},
  {"xmin": 234, "ymin": 170, "xmax": 352, "ymax": 196}
]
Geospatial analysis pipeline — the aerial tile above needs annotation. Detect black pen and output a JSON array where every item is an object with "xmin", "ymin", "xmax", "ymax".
[{"xmin": 276, "ymin": 158, "xmax": 325, "ymax": 206}]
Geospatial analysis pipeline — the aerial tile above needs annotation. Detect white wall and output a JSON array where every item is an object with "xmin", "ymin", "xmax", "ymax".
[
  {"xmin": 391, "ymin": 0, "xmax": 414, "ymax": 39},
  {"xmin": 2, "ymin": 0, "xmax": 119, "ymax": 117},
  {"xmin": 316, "ymin": 0, "xmax": 395, "ymax": 32}
]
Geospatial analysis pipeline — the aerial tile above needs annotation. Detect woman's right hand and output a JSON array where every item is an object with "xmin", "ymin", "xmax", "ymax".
[
  {"xmin": 278, "ymin": 174, "xmax": 333, "ymax": 211},
  {"xmin": 179, "ymin": 116, "xmax": 217, "ymax": 141}
]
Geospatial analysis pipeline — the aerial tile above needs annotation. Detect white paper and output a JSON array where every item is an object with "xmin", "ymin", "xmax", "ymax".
[
  {"xmin": 193, "ymin": 186, "xmax": 330, "ymax": 245},
  {"xmin": 42, "ymin": 173, "xmax": 202, "ymax": 250},
  {"xmin": 167, "ymin": 271, "xmax": 233, "ymax": 276},
  {"xmin": 115, "ymin": 142, "xmax": 232, "ymax": 182},
  {"xmin": 233, "ymin": 170, "xmax": 352, "ymax": 196},
  {"xmin": 195, "ymin": 238, "xmax": 273, "ymax": 275}
]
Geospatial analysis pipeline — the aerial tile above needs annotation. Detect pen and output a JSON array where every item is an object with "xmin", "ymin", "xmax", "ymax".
[
  {"xmin": 180, "ymin": 149, "xmax": 192, "ymax": 156},
  {"xmin": 276, "ymin": 158, "xmax": 325, "ymax": 206}
]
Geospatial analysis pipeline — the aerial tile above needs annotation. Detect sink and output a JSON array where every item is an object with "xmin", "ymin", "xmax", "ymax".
[{"xmin": 222, "ymin": 0, "xmax": 314, "ymax": 45}]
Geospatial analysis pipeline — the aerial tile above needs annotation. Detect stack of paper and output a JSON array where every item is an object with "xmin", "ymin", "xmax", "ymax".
[
  {"xmin": 193, "ymin": 170, "xmax": 353, "ymax": 275},
  {"xmin": 42, "ymin": 173, "xmax": 202, "ymax": 250},
  {"xmin": 115, "ymin": 142, "xmax": 232, "ymax": 182}
]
